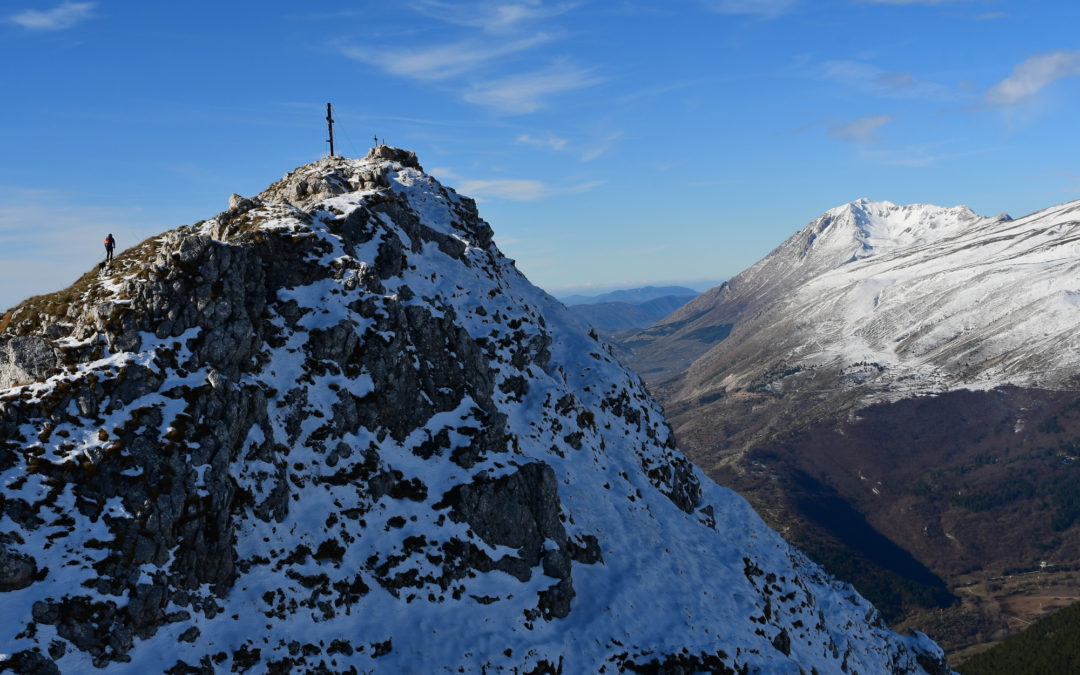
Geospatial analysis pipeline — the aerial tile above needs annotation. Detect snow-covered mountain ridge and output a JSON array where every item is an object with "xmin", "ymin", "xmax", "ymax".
[
  {"xmin": 817, "ymin": 198, "xmax": 998, "ymax": 261},
  {"xmin": 0, "ymin": 150, "xmax": 949, "ymax": 673},
  {"xmin": 653, "ymin": 197, "xmax": 1080, "ymax": 404},
  {"xmin": 790, "ymin": 198, "xmax": 1078, "ymax": 392}
]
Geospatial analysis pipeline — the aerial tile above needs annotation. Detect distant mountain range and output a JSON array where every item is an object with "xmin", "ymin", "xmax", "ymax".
[
  {"xmin": 560, "ymin": 285, "xmax": 699, "ymax": 306},
  {"xmin": 559, "ymin": 286, "xmax": 701, "ymax": 337},
  {"xmin": 622, "ymin": 197, "xmax": 1080, "ymax": 660}
]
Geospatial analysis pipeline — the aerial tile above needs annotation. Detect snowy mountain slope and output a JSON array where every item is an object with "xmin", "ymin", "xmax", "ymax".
[
  {"xmin": 620, "ymin": 197, "xmax": 1080, "ymax": 656},
  {"xmin": 677, "ymin": 198, "xmax": 1080, "ymax": 402},
  {"xmin": 626, "ymin": 199, "xmax": 1008, "ymax": 389},
  {"xmin": 0, "ymin": 151, "xmax": 949, "ymax": 673}
]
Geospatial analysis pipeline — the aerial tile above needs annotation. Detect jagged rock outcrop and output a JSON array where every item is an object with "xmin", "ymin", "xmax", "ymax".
[{"xmin": 0, "ymin": 153, "xmax": 950, "ymax": 673}]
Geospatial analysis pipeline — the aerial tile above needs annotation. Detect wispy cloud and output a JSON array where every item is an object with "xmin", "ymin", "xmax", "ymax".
[
  {"xmin": 856, "ymin": 0, "xmax": 974, "ymax": 4},
  {"xmin": 468, "ymin": 178, "xmax": 604, "ymax": 200},
  {"xmin": 828, "ymin": 114, "xmax": 894, "ymax": 144},
  {"xmin": 985, "ymin": 49, "xmax": 1080, "ymax": 106},
  {"xmin": 341, "ymin": 34, "xmax": 551, "ymax": 81},
  {"xmin": 516, "ymin": 133, "xmax": 568, "ymax": 151},
  {"xmin": 483, "ymin": 2, "xmax": 574, "ymax": 31},
  {"xmin": 459, "ymin": 178, "xmax": 549, "ymax": 200},
  {"xmin": 822, "ymin": 60, "xmax": 959, "ymax": 100},
  {"xmin": 701, "ymin": 0, "xmax": 797, "ymax": 17},
  {"xmin": 580, "ymin": 131, "xmax": 622, "ymax": 162},
  {"xmin": 438, "ymin": 174, "xmax": 603, "ymax": 201},
  {"xmin": 464, "ymin": 66, "xmax": 602, "ymax": 113},
  {"xmin": 415, "ymin": 0, "xmax": 577, "ymax": 33},
  {"xmin": 7, "ymin": 1, "xmax": 94, "ymax": 31},
  {"xmin": 339, "ymin": 2, "xmax": 592, "ymax": 114},
  {"xmin": 515, "ymin": 129, "xmax": 621, "ymax": 161}
]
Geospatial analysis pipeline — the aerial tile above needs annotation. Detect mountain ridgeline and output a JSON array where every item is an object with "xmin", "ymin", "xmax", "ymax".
[
  {"xmin": 0, "ymin": 151, "xmax": 950, "ymax": 673},
  {"xmin": 561, "ymin": 286, "xmax": 700, "ymax": 340},
  {"xmin": 623, "ymin": 197, "xmax": 1080, "ymax": 658}
]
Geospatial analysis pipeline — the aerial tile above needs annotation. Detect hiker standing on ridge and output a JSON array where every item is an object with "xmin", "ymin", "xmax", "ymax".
[{"xmin": 104, "ymin": 233, "xmax": 115, "ymax": 263}]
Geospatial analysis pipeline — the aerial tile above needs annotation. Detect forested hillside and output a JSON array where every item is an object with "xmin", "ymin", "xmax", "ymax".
[{"xmin": 959, "ymin": 600, "xmax": 1080, "ymax": 674}]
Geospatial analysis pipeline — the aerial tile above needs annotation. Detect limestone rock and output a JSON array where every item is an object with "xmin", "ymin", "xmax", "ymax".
[
  {"xmin": 0, "ymin": 335, "xmax": 56, "ymax": 389},
  {"xmin": 366, "ymin": 144, "xmax": 423, "ymax": 171}
]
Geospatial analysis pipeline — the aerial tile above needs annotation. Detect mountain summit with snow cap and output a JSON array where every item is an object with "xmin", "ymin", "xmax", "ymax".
[
  {"xmin": 816, "ymin": 198, "xmax": 998, "ymax": 261},
  {"xmin": 676, "ymin": 197, "xmax": 1080, "ymax": 397},
  {"xmin": 0, "ymin": 150, "xmax": 949, "ymax": 673}
]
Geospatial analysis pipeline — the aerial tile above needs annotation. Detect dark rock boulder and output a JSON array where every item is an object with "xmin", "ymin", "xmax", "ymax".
[
  {"xmin": 0, "ymin": 543, "xmax": 38, "ymax": 591},
  {"xmin": 437, "ymin": 461, "xmax": 577, "ymax": 618}
]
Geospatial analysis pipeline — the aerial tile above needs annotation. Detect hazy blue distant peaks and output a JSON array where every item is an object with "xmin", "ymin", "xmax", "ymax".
[{"xmin": 560, "ymin": 285, "xmax": 699, "ymax": 307}]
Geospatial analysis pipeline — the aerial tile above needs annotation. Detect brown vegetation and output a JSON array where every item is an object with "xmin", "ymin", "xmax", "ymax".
[{"xmin": 653, "ymin": 381, "xmax": 1080, "ymax": 659}]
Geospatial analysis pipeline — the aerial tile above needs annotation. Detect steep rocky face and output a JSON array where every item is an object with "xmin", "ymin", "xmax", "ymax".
[{"xmin": 0, "ymin": 153, "xmax": 949, "ymax": 673}]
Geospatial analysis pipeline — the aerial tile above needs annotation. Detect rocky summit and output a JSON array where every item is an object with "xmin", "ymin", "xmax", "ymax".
[{"xmin": 0, "ymin": 149, "xmax": 949, "ymax": 673}]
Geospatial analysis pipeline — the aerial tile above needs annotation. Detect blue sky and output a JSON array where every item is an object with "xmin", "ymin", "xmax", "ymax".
[{"xmin": 2, "ymin": 0, "xmax": 1079, "ymax": 310}]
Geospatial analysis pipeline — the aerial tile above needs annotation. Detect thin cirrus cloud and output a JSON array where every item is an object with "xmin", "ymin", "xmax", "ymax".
[
  {"xmin": 464, "ymin": 66, "xmax": 602, "ymax": 114},
  {"xmin": 580, "ymin": 131, "xmax": 623, "ymax": 162},
  {"xmin": 480, "ymin": 2, "xmax": 575, "ymax": 32},
  {"xmin": 340, "ymin": 34, "xmax": 552, "ymax": 82},
  {"xmin": 828, "ymin": 114, "xmax": 895, "ymax": 144},
  {"xmin": 458, "ymin": 178, "xmax": 603, "ymax": 201},
  {"xmin": 855, "ymin": 0, "xmax": 974, "ymax": 4},
  {"xmin": 7, "ymin": 1, "xmax": 95, "ymax": 30},
  {"xmin": 701, "ymin": 0, "xmax": 797, "ymax": 16},
  {"xmin": 516, "ymin": 131, "xmax": 622, "ymax": 162},
  {"xmin": 339, "ymin": 2, "xmax": 597, "ymax": 114},
  {"xmin": 516, "ymin": 133, "xmax": 569, "ymax": 151},
  {"xmin": 985, "ymin": 49, "xmax": 1080, "ymax": 106},
  {"xmin": 458, "ymin": 178, "xmax": 549, "ymax": 201},
  {"xmin": 430, "ymin": 169, "xmax": 603, "ymax": 201},
  {"xmin": 413, "ymin": 0, "xmax": 578, "ymax": 33},
  {"xmin": 822, "ymin": 60, "xmax": 959, "ymax": 100}
]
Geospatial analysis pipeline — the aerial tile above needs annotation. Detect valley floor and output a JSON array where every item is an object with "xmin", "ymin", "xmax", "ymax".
[{"xmin": 902, "ymin": 566, "xmax": 1080, "ymax": 666}]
